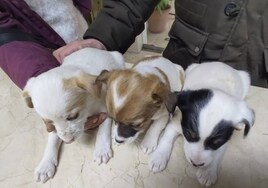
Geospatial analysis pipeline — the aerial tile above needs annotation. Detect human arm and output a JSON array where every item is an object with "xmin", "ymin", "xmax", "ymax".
[
  {"xmin": 53, "ymin": 0, "xmax": 159, "ymax": 63},
  {"xmin": 84, "ymin": 0, "xmax": 159, "ymax": 53}
]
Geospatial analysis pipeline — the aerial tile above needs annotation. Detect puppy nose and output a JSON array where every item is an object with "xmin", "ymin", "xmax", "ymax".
[
  {"xmin": 191, "ymin": 160, "xmax": 204, "ymax": 167},
  {"xmin": 115, "ymin": 138, "xmax": 124, "ymax": 143}
]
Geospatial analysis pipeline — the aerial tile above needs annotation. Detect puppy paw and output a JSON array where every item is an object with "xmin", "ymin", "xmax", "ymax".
[
  {"xmin": 149, "ymin": 151, "xmax": 169, "ymax": 173},
  {"xmin": 140, "ymin": 139, "xmax": 157, "ymax": 154},
  {"xmin": 35, "ymin": 158, "xmax": 57, "ymax": 183},
  {"xmin": 93, "ymin": 146, "xmax": 112, "ymax": 165},
  {"xmin": 196, "ymin": 167, "xmax": 217, "ymax": 187}
]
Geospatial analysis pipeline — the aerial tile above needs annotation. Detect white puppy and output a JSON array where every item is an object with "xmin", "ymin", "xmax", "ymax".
[
  {"xmin": 169, "ymin": 62, "xmax": 255, "ymax": 186},
  {"xmin": 96, "ymin": 56, "xmax": 184, "ymax": 172},
  {"xmin": 23, "ymin": 48, "xmax": 125, "ymax": 182}
]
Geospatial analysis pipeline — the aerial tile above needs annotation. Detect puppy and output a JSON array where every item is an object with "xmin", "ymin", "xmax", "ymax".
[
  {"xmin": 96, "ymin": 56, "xmax": 184, "ymax": 172},
  {"xmin": 23, "ymin": 48, "xmax": 125, "ymax": 182},
  {"xmin": 169, "ymin": 62, "xmax": 255, "ymax": 186}
]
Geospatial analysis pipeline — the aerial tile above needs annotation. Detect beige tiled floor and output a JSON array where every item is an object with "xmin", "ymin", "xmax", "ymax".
[{"xmin": 1, "ymin": 5, "xmax": 268, "ymax": 188}]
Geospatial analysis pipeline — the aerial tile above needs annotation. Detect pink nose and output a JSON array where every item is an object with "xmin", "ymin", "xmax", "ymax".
[{"xmin": 190, "ymin": 159, "xmax": 204, "ymax": 167}]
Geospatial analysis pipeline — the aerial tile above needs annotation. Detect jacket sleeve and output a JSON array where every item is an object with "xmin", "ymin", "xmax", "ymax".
[
  {"xmin": 73, "ymin": 0, "xmax": 91, "ymax": 21},
  {"xmin": 83, "ymin": 0, "xmax": 159, "ymax": 53}
]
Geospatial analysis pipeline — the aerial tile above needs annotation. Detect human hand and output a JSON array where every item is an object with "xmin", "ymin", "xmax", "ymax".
[
  {"xmin": 53, "ymin": 39, "xmax": 106, "ymax": 63},
  {"xmin": 84, "ymin": 112, "xmax": 107, "ymax": 132}
]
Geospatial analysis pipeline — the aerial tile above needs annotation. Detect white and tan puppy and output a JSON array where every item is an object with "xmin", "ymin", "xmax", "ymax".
[
  {"xmin": 169, "ymin": 62, "xmax": 255, "ymax": 186},
  {"xmin": 23, "ymin": 48, "xmax": 125, "ymax": 182},
  {"xmin": 96, "ymin": 56, "xmax": 184, "ymax": 172}
]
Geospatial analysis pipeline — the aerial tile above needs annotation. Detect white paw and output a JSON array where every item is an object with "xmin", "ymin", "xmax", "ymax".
[
  {"xmin": 93, "ymin": 145, "xmax": 112, "ymax": 165},
  {"xmin": 140, "ymin": 139, "xmax": 158, "ymax": 154},
  {"xmin": 35, "ymin": 158, "xmax": 57, "ymax": 183},
  {"xmin": 149, "ymin": 151, "xmax": 169, "ymax": 173},
  {"xmin": 196, "ymin": 167, "xmax": 217, "ymax": 187}
]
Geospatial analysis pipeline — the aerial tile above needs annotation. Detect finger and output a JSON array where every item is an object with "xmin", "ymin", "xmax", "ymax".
[
  {"xmin": 88, "ymin": 116, "xmax": 98, "ymax": 124},
  {"xmin": 58, "ymin": 45, "xmax": 80, "ymax": 63},
  {"xmin": 53, "ymin": 46, "xmax": 65, "ymax": 62},
  {"xmin": 99, "ymin": 112, "xmax": 108, "ymax": 121}
]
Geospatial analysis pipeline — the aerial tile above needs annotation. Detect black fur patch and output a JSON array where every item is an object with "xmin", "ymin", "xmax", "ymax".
[
  {"xmin": 117, "ymin": 123, "xmax": 137, "ymax": 138},
  {"xmin": 176, "ymin": 89, "xmax": 213, "ymax": 142},
  {"xmin": 204, "ymin": 120, "xmax": 235, "ymax": 150}
]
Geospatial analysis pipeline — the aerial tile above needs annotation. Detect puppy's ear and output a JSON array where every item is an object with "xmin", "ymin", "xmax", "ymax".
[
  {"xmin": 165, "ymin": 92, "xmax": 179, "ymax": 114},
  {"xmin": 22, "ymin": 77, "xmax": 36, "ymax": 108},
  {"xmin": 43, "ymin": 119, "xmax": 55, "ymax": 132},
  {"xmin": 95, "ymin": 70, "xmax": 111, "ymax": 84},
  {"xmin": 176, "ymin": 89, "xmax": 213, "ymax": 111},
  {"xmin": 76, "ymin": 73, "xmax": 102, "ymax": 98},
  {"xmin": 151, "ymin": 83, "xmax": 178, "ymax": 113},
  {"xmin": 22, "ymin": 91, "xmax": 34, "ymax": 108},
  {"xmin": 234, "ymin": 103, "xmax": 255, "ymax": 138}
]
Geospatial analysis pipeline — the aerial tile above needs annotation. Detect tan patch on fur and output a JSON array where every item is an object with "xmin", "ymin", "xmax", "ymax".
[
  {"xmin": 63, "ymin": 77, "xmax": 88, "ymax": 113},
  {"xmin": 64, "ymin": 73, "xmax": 102, "ymax": 98},
  {"xmin": 65, "ymin": 92, "xmax": 87, "ymax": 114},
  {"xmin": 105, "ymin": 70, "xmax": 169, "ymax": 129}
]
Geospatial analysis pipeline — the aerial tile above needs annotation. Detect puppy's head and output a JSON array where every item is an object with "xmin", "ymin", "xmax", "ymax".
[
  {"xmin": 170, "ymin": 89, "xmax": 255, "ymax": 167},
  {"xmin": 96, "ymin": 69, "xmax": 176, "ymax": 144},
  {"xmin": 23, "ymin": 70, "xmax": 102, "ymax": 143}
]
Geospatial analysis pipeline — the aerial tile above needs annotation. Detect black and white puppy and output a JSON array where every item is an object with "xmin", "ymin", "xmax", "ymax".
[{"xmin": 170, "ymin": 62, "xmax": 255, "ymax": 187}]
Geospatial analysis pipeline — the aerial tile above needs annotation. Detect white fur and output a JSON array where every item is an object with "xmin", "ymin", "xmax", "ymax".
[
  {"xmin": 24, "ymin": 48, "xmax": 125, "ymax": 182},
  {"xmin": 149, "ymin": 108, "xmax": 182, "ymax": 172},
  {"xmin": 24, "ymin": 0, "xmax": 88, "ymax": 43},
  {"xmin": 134, "ymin": 57, "xmax": 183, "ymax": 91},
  {"xmin": 112, "ymin": 79, "xmax": 128, "ymax": 110},
  {"xmin": 184, "ymin": 62, "xmax": 250, "ymax": 99},
  {"xmin": 182, "ymin": 62, "xmax": 254, "ymax": 186}
]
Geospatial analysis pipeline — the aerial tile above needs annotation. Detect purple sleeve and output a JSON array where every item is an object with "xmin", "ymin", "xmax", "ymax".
[{"xmin": 0, "ymin": 41, "xmax": 60, "ymax": 89}]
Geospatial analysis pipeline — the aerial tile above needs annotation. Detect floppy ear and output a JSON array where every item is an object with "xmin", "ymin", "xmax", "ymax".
[
  {"xmin": 95, "ymin": 70, "xmax": 111, "ymax": 85},
  {"xmin": 234, "ymin": 103, "xmax": 255, "ymax": 138},
  {"xmin": 22, "ymin": 91, "xmax": 34, "ymax": 108},
  {"xmin": 43, "ymin": 120, "xmax": 55, "ymax": 132},
  {"xmin": 175, "ymin": 91, "xmax": 190, "ymax": 110},
  {"xmin": 151, "ymin": 83, "xmax": 178, "ymax": 114},
  {"xmin": 75, "ymin": 72, "xmax": 102, "ymax": 98},
  {"xmin": 165, "ymin": 92, "xmax": 179, "ymax": 114},
  {"xmin": 22, "ymin": 78, "xmax": 36, "ymax": 108}
]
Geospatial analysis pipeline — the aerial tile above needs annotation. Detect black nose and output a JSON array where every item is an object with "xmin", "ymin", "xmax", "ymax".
[
  {"xmin": 118, "ymin": 124, "xmax": 137, "ymax": 138},
  {"xmin": 191, "ymin": 160, "xmax": 204, "ymax": 167},
  {"xmin": 115, "ymin": 138, "xmax": 124, "ymax": 143}
]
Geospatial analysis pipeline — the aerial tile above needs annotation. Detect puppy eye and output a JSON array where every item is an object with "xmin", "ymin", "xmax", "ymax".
[
  {"xmin": 205, "ymin": 137, "xmax": 226, "ymax": 150},
  {"xmin": 66, "ymin": 113, "xmax": 79, "ymax": 121},
  {"xmin": 183, "ymin": 129, "xmax": 199, "ymax": 142},
  {"xmin": 129, "ymin": 123, "xmax": 141, "ymax": 129}
]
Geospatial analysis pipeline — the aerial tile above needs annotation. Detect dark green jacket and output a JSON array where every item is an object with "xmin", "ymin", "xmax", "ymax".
[{"xmin": 85, "ymin": 0, "xmax": 268, "ymax": 88}]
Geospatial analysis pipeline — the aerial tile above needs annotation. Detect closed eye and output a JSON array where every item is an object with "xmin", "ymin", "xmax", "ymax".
[
  {"xmin": 204, "ymin": 136, "xmax": 228, "ymax": 150},
  {"xmin": 204, "ymin": 121, "xmax": 235, "ymax": 150},
  {"xmin": 129, "ymin": 123, "xmax": 143, "ymax": 130},
  {"xmin": 183, "ymin": 129, "xmax": 200, "ymax": 142},
  {"xmin": 66, "ymin": 113, "xmax": 79, "ymax": 121}
]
